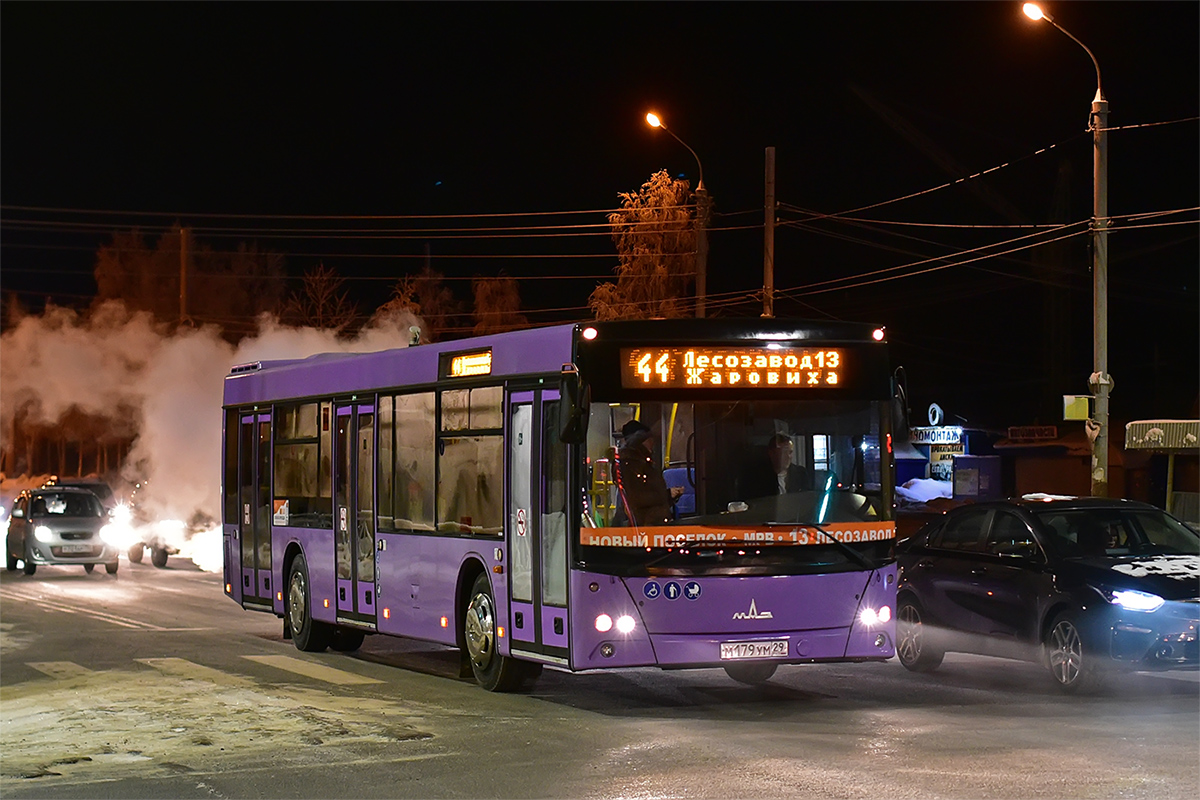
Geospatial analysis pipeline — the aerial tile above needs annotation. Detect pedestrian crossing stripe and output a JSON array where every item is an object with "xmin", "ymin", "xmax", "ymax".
[
  {"xmin": 26, "ymin": 655, "xmax": 383, "ymax": 686},
  {"xmin": 242, "ymin": 654, "xmax": 383, "ymax": 685},
  {"xmin": 136, "ymin": 657, "xmax": 234, "ymax": 683},
  {"xmin": 26, "ymin": 661, "xmax": 93, "ymax": 680}
]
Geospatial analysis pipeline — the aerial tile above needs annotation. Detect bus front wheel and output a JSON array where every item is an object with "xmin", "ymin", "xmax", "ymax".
[
  {"xmin": 287, "ymin": 554, "xmax": 332, "ymax": 652},
  {"xmin": 724, "ymin": 662, "xmax": 777, "ymax": 685},
  {"xmin": 464, "ymin": 573, "xmax": 539, "ymax": 692}
]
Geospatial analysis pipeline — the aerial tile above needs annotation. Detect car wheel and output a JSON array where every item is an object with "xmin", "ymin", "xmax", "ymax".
[
  {"xmin": 150, "ymin": 547, "xmax": 169, "ymax": 568},
  {"xmin": 330, "ymin": 627, "xmax": 366, "ymax": 652},
  {"xmin": 724, "ymin": 662, "xmax": 778, "ymax": 685},
  {"xmin": 896, "ymin": 598, "xmax": 944, "ymax": 672},
  {"xmin": 84, "ymin": 563, "xmax": 95, "ymax": 573},
  {"xmin": 22, "ymin": 558, "xmax": 36, "ymax": 576},
  {"xmin": 127, "ymin": 545, "xmax": 144, "ymax": 564},
  {"xmin": 464, "ymin": 573, "xmax": 539, "ymax": 692},
  {"xmin": 105, "ymin": 561, "xmax": 119, "ymax": 575},
  {"xmin": 287, "ymin": 553, "xmax": 331, "ymax": 652},
  {"xmin": 1045, "ymin": 611, "xmax": 1102, "ymax": 693}
]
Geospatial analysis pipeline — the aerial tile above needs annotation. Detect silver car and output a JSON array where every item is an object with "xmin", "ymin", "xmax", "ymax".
[{"xmin": 5, "ymin": 487, "xmax": 121, "ymax": 575}]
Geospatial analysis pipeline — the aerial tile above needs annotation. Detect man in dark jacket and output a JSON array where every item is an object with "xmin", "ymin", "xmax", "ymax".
[
  {"xmin": 612, "ymin": 419, "xmax": 682, "ymax": 527},
  {"xmin": 740, "ymin": 433, "xmax": 811, "ymax": 499}
]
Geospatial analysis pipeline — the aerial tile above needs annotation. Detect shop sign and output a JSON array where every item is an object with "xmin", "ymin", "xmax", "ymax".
[
  {"xmin": 1007, "ymin": 425, "xmax": 1057, "ymax": 441},
  {"xmin": 910, "ymin": 426, "xmax": 964, "ymax": 445}
]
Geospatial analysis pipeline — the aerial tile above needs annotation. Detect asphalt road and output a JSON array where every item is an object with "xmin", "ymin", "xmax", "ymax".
[{"xmin": 1, "ymin": 557, "xmax": 1197, "ymax": 799}]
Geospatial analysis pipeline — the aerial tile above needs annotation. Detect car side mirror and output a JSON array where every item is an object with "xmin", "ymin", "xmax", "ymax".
[
  {"xmin": 11, "ymin": 508, "xmax": 23, "ymax": 519},
  {"xmin": 558, "ymin": 364, "xmax": 591, "ymax": 444}
]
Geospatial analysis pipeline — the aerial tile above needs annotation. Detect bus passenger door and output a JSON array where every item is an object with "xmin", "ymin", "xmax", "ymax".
[
  {"xmin": 238, "ymin": 412, "xmax": 273, "ymax": 607},
  {"xmin": 334, "ymin": 404, "xmax": 378, "ymax": 628},
  {"xmin": 507, "ymin": 390, "xmax": 570, "ymax": 667}
]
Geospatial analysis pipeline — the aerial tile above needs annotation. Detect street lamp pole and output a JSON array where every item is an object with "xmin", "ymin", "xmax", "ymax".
[
  {"xmin": 646, "ymin": 113, "xmax": 709, "ymax": 318},
  {"xmin": 1023, "ymin": 3, "xmax": 1111, "ymax": 497}
]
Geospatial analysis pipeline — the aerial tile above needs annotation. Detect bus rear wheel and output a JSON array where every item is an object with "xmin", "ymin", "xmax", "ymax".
[
  {"xmin": 287, "ymin": 553, "xmax": 332, "ymax": 652},
  {"xmin": 151, "ymin": 547, "xmax": 169, "ymax": 568},
  {"xmin": 128, "ymin": 545, "xmax": 144, "ymax": 564},
  {"xmin": 464, "ymin": 573, "xmax": 539, "ymax": 692}
]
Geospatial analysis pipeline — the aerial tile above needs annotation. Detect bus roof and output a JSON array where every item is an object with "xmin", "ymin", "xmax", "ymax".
[
  {"xmin": 224, "ymin": 323, "xmax": 580, "ymax": 406},
  {"xmin": 222, "ymin": 318, "xmax": 888, "ymax": 407}
]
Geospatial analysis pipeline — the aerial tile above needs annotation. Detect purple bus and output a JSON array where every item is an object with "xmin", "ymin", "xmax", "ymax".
[{"xmin": 222, "ymin": 319, "xmax": 898, "ymax": 690}]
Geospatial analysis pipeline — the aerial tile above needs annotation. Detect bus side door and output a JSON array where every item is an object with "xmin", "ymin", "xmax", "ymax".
[
  {"xmin": 238, "ymin": 412, "xmax": 273, "ymax": 607},
  {"xmin": 333, "ymin": 403, "xmax": 378, "ymax": 628},
  {"xmin": 507, "ymin": 389, "xmax": 570, "ymax": 666}
]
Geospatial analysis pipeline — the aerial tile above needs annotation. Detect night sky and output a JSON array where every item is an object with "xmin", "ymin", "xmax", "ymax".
[{"xmin": 2, "ymin": 1, "xmax": 1197, "ymax": 428}]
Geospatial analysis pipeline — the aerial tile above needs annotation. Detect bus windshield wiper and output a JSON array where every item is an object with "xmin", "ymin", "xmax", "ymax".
[{"xmin": 764, "ymin": 520, "xmax": 876, "ymax": 570}]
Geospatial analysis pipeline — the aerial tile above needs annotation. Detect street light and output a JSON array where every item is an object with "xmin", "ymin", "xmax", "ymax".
[
  {"xmin": 1023, "ymin": 2, "xmax": 1112, "ymax": 497},
  {"xmin": 646, "ymin": 112, "xmax": 710, "ymax": 318}
]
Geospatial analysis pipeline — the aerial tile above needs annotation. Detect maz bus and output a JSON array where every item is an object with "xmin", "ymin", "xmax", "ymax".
[{"xmin": 222, "ymin": 319, "xmax": 898, "ymax": 691}]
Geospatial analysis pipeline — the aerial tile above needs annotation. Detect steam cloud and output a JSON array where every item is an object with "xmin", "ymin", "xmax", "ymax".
[{"xmin": 1, "ymin": 301, "xmax": 421, "ymax": 572}]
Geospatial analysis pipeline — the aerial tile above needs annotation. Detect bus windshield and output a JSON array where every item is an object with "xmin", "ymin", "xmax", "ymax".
[{"xmin": 580, "ymin": 398, "xmax": 893, "ymax": 575}]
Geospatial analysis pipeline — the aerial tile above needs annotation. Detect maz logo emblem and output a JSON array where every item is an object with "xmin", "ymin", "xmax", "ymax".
[{"xmin": 732, "ymin": 599, "xmax": 774, "ymax": 620}]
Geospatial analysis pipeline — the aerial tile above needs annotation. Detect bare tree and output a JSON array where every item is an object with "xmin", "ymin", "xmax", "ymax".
[
  {"xmin": 373, "ymin": 266, "xmax": 463, "ymax": 342},
  {"xmin": 471, "ymin": 274, "xmax": 528, "ymax": 335},
  {"xmin": 280, "ymin": 263, "xmax": 359, "ymax": 332},
  {"xmin": 589, "ymin": 170, "xmax": 697, "ymax": 320},
  {"xmin": 93, "ymin": 226, "xmax": 285, "ymax": 336}
]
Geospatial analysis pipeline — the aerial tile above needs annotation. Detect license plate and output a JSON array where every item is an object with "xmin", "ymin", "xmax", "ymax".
[
  {"xmin": 60, "ymin": 544, "xmax": 93, "ymax": 554},
  {"xmin": 720, "ymin": 640, "xmax": 788, "ymax": 660}
]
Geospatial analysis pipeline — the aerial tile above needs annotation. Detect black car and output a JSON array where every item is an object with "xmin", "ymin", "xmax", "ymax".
[{"xmin": 896, "ymin": 496, "xmax": 1199, "ymax": 692}]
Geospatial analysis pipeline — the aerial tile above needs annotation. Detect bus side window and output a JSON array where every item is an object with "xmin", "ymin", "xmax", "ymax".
[
  {"xmin": 437, "ymin": 387, "xmax": 503, "ymax": 535},
  {"xmin": 273, "ymin": 402, "xmax": 324, "ymax": 528},
  {"xmin": 386, "ymin": 392, "xmax": 435, "ymax": 532}
]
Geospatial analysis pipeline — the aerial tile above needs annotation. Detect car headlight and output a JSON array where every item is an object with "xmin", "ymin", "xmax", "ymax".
[
  {"xmin": 34, "ymin": 525, "xmax": 54, "ymax": 543},
  {"xmin": 1110, "ymin": 589, "xmax": 1165, "ymax": 613},
  {"xmin": 100, "ymin": 523, "xmax": 136, "ymax": 548}
]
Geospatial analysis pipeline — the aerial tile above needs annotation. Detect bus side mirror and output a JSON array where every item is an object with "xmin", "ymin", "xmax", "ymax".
[{"xmin": 559, "ymin": 365, "xmax": 591, "ymax": 444}]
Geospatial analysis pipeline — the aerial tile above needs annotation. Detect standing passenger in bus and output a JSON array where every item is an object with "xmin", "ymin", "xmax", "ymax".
[{"xmin": 612, "ymin": 420, "xmax": 683, "ymax": 528}]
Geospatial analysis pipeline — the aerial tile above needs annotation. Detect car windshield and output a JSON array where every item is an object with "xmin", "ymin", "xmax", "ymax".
[
  {"xmin": 63, "ymin": 483, "xmax": 114, "ymax": 504},
  {"xmin": 33, "ymin": 492, "xmax": 103, "ymax": 518},
  {"xmin": 1033, "ymin": 507, "xmax": 1200, "ymax": 558}
]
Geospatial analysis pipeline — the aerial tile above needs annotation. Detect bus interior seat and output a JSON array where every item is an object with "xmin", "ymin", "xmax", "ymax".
[{"xmin": 663, "ymin": 467, "xmax": 695, "ymax": 516}]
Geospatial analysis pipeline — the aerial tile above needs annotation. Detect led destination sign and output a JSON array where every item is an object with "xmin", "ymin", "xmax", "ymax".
[
  {"xmin": 620, "ymin": 346, "xmax": 845, "ymax": 389},
  {"xmin": 444, "ymin": 350, "xmax": 493, "ymax": 378}
]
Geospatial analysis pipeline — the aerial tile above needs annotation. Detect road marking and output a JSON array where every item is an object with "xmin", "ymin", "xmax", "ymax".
[
  {"xmin": 0, "ymin": 587, "xmax": 210, "ymax": 632},
  {"xmin": 26, "ymin": 661, "xmax": 93, "ymax": 680},
  {"xmin": 136, "ymin": 657, "xmax": 232, "ymax": 683},
  {"xmin": 242, "ymin": 655, "xmax": 383, "ymax": 685}
]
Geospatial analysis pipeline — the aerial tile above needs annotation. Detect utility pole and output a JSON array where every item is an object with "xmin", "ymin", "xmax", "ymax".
[
  {"xmin": 763, "ymin": 146, "xmax": 775, "ymax": 318},
  {"xmin": 1088, "ymin": 91, "xmax": 1111, "ymax": 497},
  {"xmin": 179, "ymin": 226, "xmax": 190, "ymax": 324},
  {"xmin": 694, "ymin": 186, "xmax": 710, "ymax": 319}
]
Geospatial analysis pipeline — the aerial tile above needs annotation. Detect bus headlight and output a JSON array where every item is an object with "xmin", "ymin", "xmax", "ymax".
[
  {"xmin": 859, "ymin": 605, "xmax": 892, "ymax": 626},
  {"xmin": 595, "ymin": 614, "xmax": 613, "ymax": 633},
  {"xmin": 34, "ymin": 525, "xmax": 54, "ymax": 543},
  {"xmin": 615, "ymin": 615, "xmax": 636, "ymax": 634}
]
